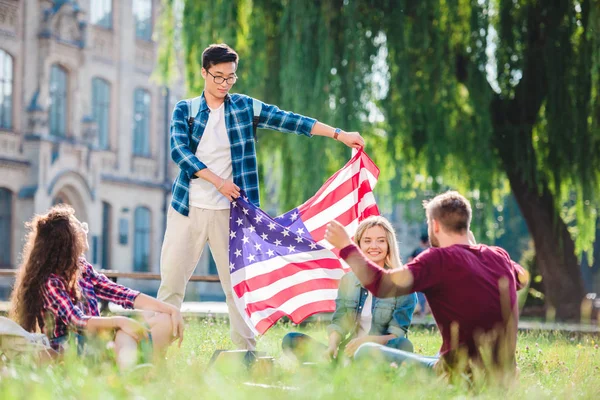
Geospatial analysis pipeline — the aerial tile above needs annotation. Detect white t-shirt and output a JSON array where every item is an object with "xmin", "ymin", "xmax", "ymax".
[
  {"xmin": 189, "ymin": 103, "xmax": 232, "ymax": 210},
  {"xmin": 356, "ymin": 292, "xmax": 373, "ymax": 338}
]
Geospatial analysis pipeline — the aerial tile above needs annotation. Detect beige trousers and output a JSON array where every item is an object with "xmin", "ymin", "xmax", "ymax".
[{"xmin": 157, "ymin": 206, "xmax": 256, "ymax": 350}]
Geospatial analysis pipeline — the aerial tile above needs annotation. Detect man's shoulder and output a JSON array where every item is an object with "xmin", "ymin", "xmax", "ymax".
[
  {"xmin": 228, "ymin": 93, "xmax": 252, "ymax": 108},
  {"xmin": 480, "ymin": 244, "xmax": 511, "ymax": 260},
  {"xmin": 413, "ymin": 246, "xmax": 440, "ymax": 260}
]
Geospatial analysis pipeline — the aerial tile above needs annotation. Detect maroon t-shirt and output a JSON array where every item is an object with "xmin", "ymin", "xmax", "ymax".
[{"xmin": 408, "ymin": 244, "xmax": 525, "ymax": 360}]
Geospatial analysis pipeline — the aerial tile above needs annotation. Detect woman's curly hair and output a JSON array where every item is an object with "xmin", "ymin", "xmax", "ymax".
[{"xmin": 10, "ymin": 204, "xmax": 85, "ymax": 332}]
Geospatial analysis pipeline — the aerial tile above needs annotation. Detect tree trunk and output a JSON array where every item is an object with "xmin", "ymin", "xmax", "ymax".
[{"xmin": 507, "ymin": 170, "xmax": 585, "ymax": 321}]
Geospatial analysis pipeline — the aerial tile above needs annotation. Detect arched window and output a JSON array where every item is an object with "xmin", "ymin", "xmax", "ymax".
[
  {"xmin": 0, "ymin": 188, "xmax": 12, "ymax": 266},
  {"xmin": 133, "ymin": 207, "xmax": 151, "ymax": 272},
  {"xmin": 0, "ymin": 49, "xmax": 14, "ymax": 130},
  {"xmin": 132, "ymin": 88, "xmax": 150, "ymax": 156},
  {"xmin": 49, "ymin": 64, "xmax": 68, "ymax": 137},
  {"xmin": 92, "ymin": 78, "xmax": 110, "ymax": 149}
]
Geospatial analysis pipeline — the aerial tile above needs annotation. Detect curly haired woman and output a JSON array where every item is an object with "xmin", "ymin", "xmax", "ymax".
[{"xmin": 10, "ymin": 204, "xmax": 185, "ymax": 369}]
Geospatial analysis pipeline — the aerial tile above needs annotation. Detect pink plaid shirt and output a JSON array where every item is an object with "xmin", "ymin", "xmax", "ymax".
[{"xmin": 41, "ymin": 259, "xmax": 139, "ymax": 345}]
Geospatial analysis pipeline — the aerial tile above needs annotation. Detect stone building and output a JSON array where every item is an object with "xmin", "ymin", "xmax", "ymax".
[{"xmin": 0, "ymin": 0, "xmax": 224, "ymax": 299}]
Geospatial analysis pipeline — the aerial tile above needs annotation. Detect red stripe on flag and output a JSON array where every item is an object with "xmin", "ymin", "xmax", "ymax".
[
  {"xmin": 297, "ymin": 151, "xmax": 380, "ymax": 214},
  {"xmin": 232, "ymin": 258, "xmax": 342, "ymax": 298},
  {"xmin": 303, "ymin": 177, "xmax": 379, "ymax": 232},
  {"xmin": 299, "ymin": 172, "xmax": 361, "ymax": 221},
  {"xmin": 244, "ymin": 278, "xmax": 340, "ymax": 315},
  {"xmin": 254, "ymin": 300, "xmax": 337, "ymax": 334}
]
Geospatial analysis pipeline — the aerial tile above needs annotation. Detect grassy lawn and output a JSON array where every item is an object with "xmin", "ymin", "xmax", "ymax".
[{"xmin": 1, "ymin": 318, "xmax": 599, "ymax": 399}]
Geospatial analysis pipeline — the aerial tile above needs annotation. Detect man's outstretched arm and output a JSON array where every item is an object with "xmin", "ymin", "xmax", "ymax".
[
  {"xmin": 254, "ymin": 98, "xmax": 364, "ymax": 149},
  {"xmin": 325, "ymin": 220, "xmax": 414, "ymax": 297}
]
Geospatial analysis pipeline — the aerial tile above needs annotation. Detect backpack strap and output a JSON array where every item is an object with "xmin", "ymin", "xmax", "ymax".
[
  {"xmin": 187, "ymin": 96, "xmax": 202, "ymax": 131},
  {"xmin": 252, "ymin": 98, "xmax": 262, "ymax": 143}
]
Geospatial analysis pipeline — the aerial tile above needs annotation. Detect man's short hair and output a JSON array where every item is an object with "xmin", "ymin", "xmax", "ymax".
[
  {"xmin": 202, "ymin": 44, "xmax": 239, "ymax": 70},
  {"xmin": 423, "ymin": 191, "xmax": 472, "ymax": 233}
]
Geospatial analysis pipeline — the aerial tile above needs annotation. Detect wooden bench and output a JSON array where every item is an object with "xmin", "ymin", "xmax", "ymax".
[
  {"xmin": 0, "ymin": 269, "xmax": 220, "ymax": 282},
  {"xmin": 0, "ymin": 269, "xmax": 221, "ymax": 313}
]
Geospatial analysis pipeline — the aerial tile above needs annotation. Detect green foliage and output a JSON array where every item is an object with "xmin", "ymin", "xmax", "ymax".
[
  {"xmin": 157, "ymin": 0, "xmax": 600, "ymax": 252},
  {"xmin": 1, "ymin": 321, "xmax": 600, "ymax": 399}
]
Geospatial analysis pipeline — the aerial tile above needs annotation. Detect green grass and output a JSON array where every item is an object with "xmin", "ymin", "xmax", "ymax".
[{"xmin": 1, "ymin": 318, "xmax": 600, "ymax": 399}]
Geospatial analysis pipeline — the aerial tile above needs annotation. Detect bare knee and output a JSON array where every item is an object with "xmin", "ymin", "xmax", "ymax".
[{"xmin": 149, "ymin": 312, "xmax": 173, "ymax": 333}]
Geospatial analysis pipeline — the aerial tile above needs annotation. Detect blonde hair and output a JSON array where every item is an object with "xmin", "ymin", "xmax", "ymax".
[{"xmin": 354, "ymin": 215, "xmax": 402, "ymax": 269}]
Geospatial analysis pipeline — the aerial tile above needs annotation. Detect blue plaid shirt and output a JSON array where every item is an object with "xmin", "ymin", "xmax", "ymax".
[{"xmin": 170, "ymin": 93, "xmax": 317, "ymax": 216}]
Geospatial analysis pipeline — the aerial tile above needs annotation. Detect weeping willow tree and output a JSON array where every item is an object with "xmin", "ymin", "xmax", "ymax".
[
  {"xmin": 159, "ymin": 0, "xmax": 600, "ymax": 320},
  {"xmin": 371, "ymin": 0, "xmax": 600, "ymax": 321}
]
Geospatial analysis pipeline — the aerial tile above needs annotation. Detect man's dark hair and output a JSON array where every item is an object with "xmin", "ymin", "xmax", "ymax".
[
  {"xmin": 419, "ymin": 233, "xmax": 429, "ymax": 244},
  {"xmin": 202, "ymin": 44, "xmax": 239, "ymax": 70}
]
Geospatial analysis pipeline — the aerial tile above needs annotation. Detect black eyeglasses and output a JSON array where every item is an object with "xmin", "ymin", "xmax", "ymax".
[{"xmin": 206, "ymin": 70, "xmax": 238, "ymax": 85}]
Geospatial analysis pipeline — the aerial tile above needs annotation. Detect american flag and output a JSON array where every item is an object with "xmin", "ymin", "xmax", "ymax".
[{"xmin": 228, "ymin": 150, "xmax": 380, "ymax": 334}]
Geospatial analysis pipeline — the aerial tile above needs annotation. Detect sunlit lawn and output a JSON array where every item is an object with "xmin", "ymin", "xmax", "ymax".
[{"xmin": 1, "ymin": 317, "xmax": 599, "ymax": 399}]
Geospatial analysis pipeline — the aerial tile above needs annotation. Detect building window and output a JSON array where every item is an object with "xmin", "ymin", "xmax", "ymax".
[
  {"xmin": 133, "ymin": 207, "xmax": 151, "ymax": 272},
  {"xmin": 0, "ymin": 49, "xmax": 13, "ymax": 130},
  {"xmin": 92, "ymin": 78, "xmax": 110, "ymax": 149},
  {"xmin": 102, "ymin": 202, "xmax": 112, "ymax": 269},
  {"xmin": 0, "ymin": 188, "xmax": 12, "ymax": 266},
  {"xmin": 132, "ymin": 88, "xmax": 150, "ymax": 157},
  {"xmin": 91, "ymin": 0, "xmax": 112, "ymax": 29},
  {"xmin": 133, "ymin": 0, "xmax": 152, "ymax": 40},
  {"xmin": 49, "ymin": 64, "xmax": 68, "ymax": 137}
]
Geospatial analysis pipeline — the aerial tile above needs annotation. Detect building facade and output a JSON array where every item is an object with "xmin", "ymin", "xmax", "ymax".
[{"xmin": 0, "ymin": 0, "xmax": 223, "ymax": 299}]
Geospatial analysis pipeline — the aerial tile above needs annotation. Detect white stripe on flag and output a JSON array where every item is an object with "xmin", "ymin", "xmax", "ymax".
[
  {"xmin": 230, "ymin": 249, "xmax": 339, "ymax": 286},
  {"xmin": 312, "ymin": 161, "xmax": 359, "ymax": 205},
  {"xmin": 248, "ymin": 289, "xmax": 339, "ymax": 325},
  {"xmin": 304, "ymin": 190, "xmax": 376, "ymax": 232},
  {"xmin": 239, "ymin": 267, "xmax": 346, "ymax": 305}
]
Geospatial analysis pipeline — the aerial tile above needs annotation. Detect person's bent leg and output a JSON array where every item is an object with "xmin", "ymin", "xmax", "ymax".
[
  {"xmin": 158, "ymin": 206, "xmax": 209, "ymax": 308},
  {"xmin": 142, "ymin": 311, "xmax": 175, "ymax": 359},
  {"xmin": 354, "ymin": 343, "xmax": 438, "ymax": 369},
  {"xmin": 385, "ymin": 336, "xmax": 414, "ymax": 353},
  {"xmin": 282, "ymin": 332, "xmax": 327, "ymax": 363},
  {"xmin": 209, "ymin": 209, "xmax": 256, "ymax": 350},
  {"xmin": 114, "ymin": 330, "xmax": 140, "ymax": 370}
]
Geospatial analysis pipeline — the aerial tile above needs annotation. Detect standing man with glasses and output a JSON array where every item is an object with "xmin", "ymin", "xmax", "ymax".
[{"xmin": 158, "ymin": 44, "xmax": 365, "ymax": 350}]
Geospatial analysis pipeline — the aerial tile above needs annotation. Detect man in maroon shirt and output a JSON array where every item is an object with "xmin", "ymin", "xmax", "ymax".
[{"xmin": 325, "ymin": 191, "xmax": 529, "ymax": 373}]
